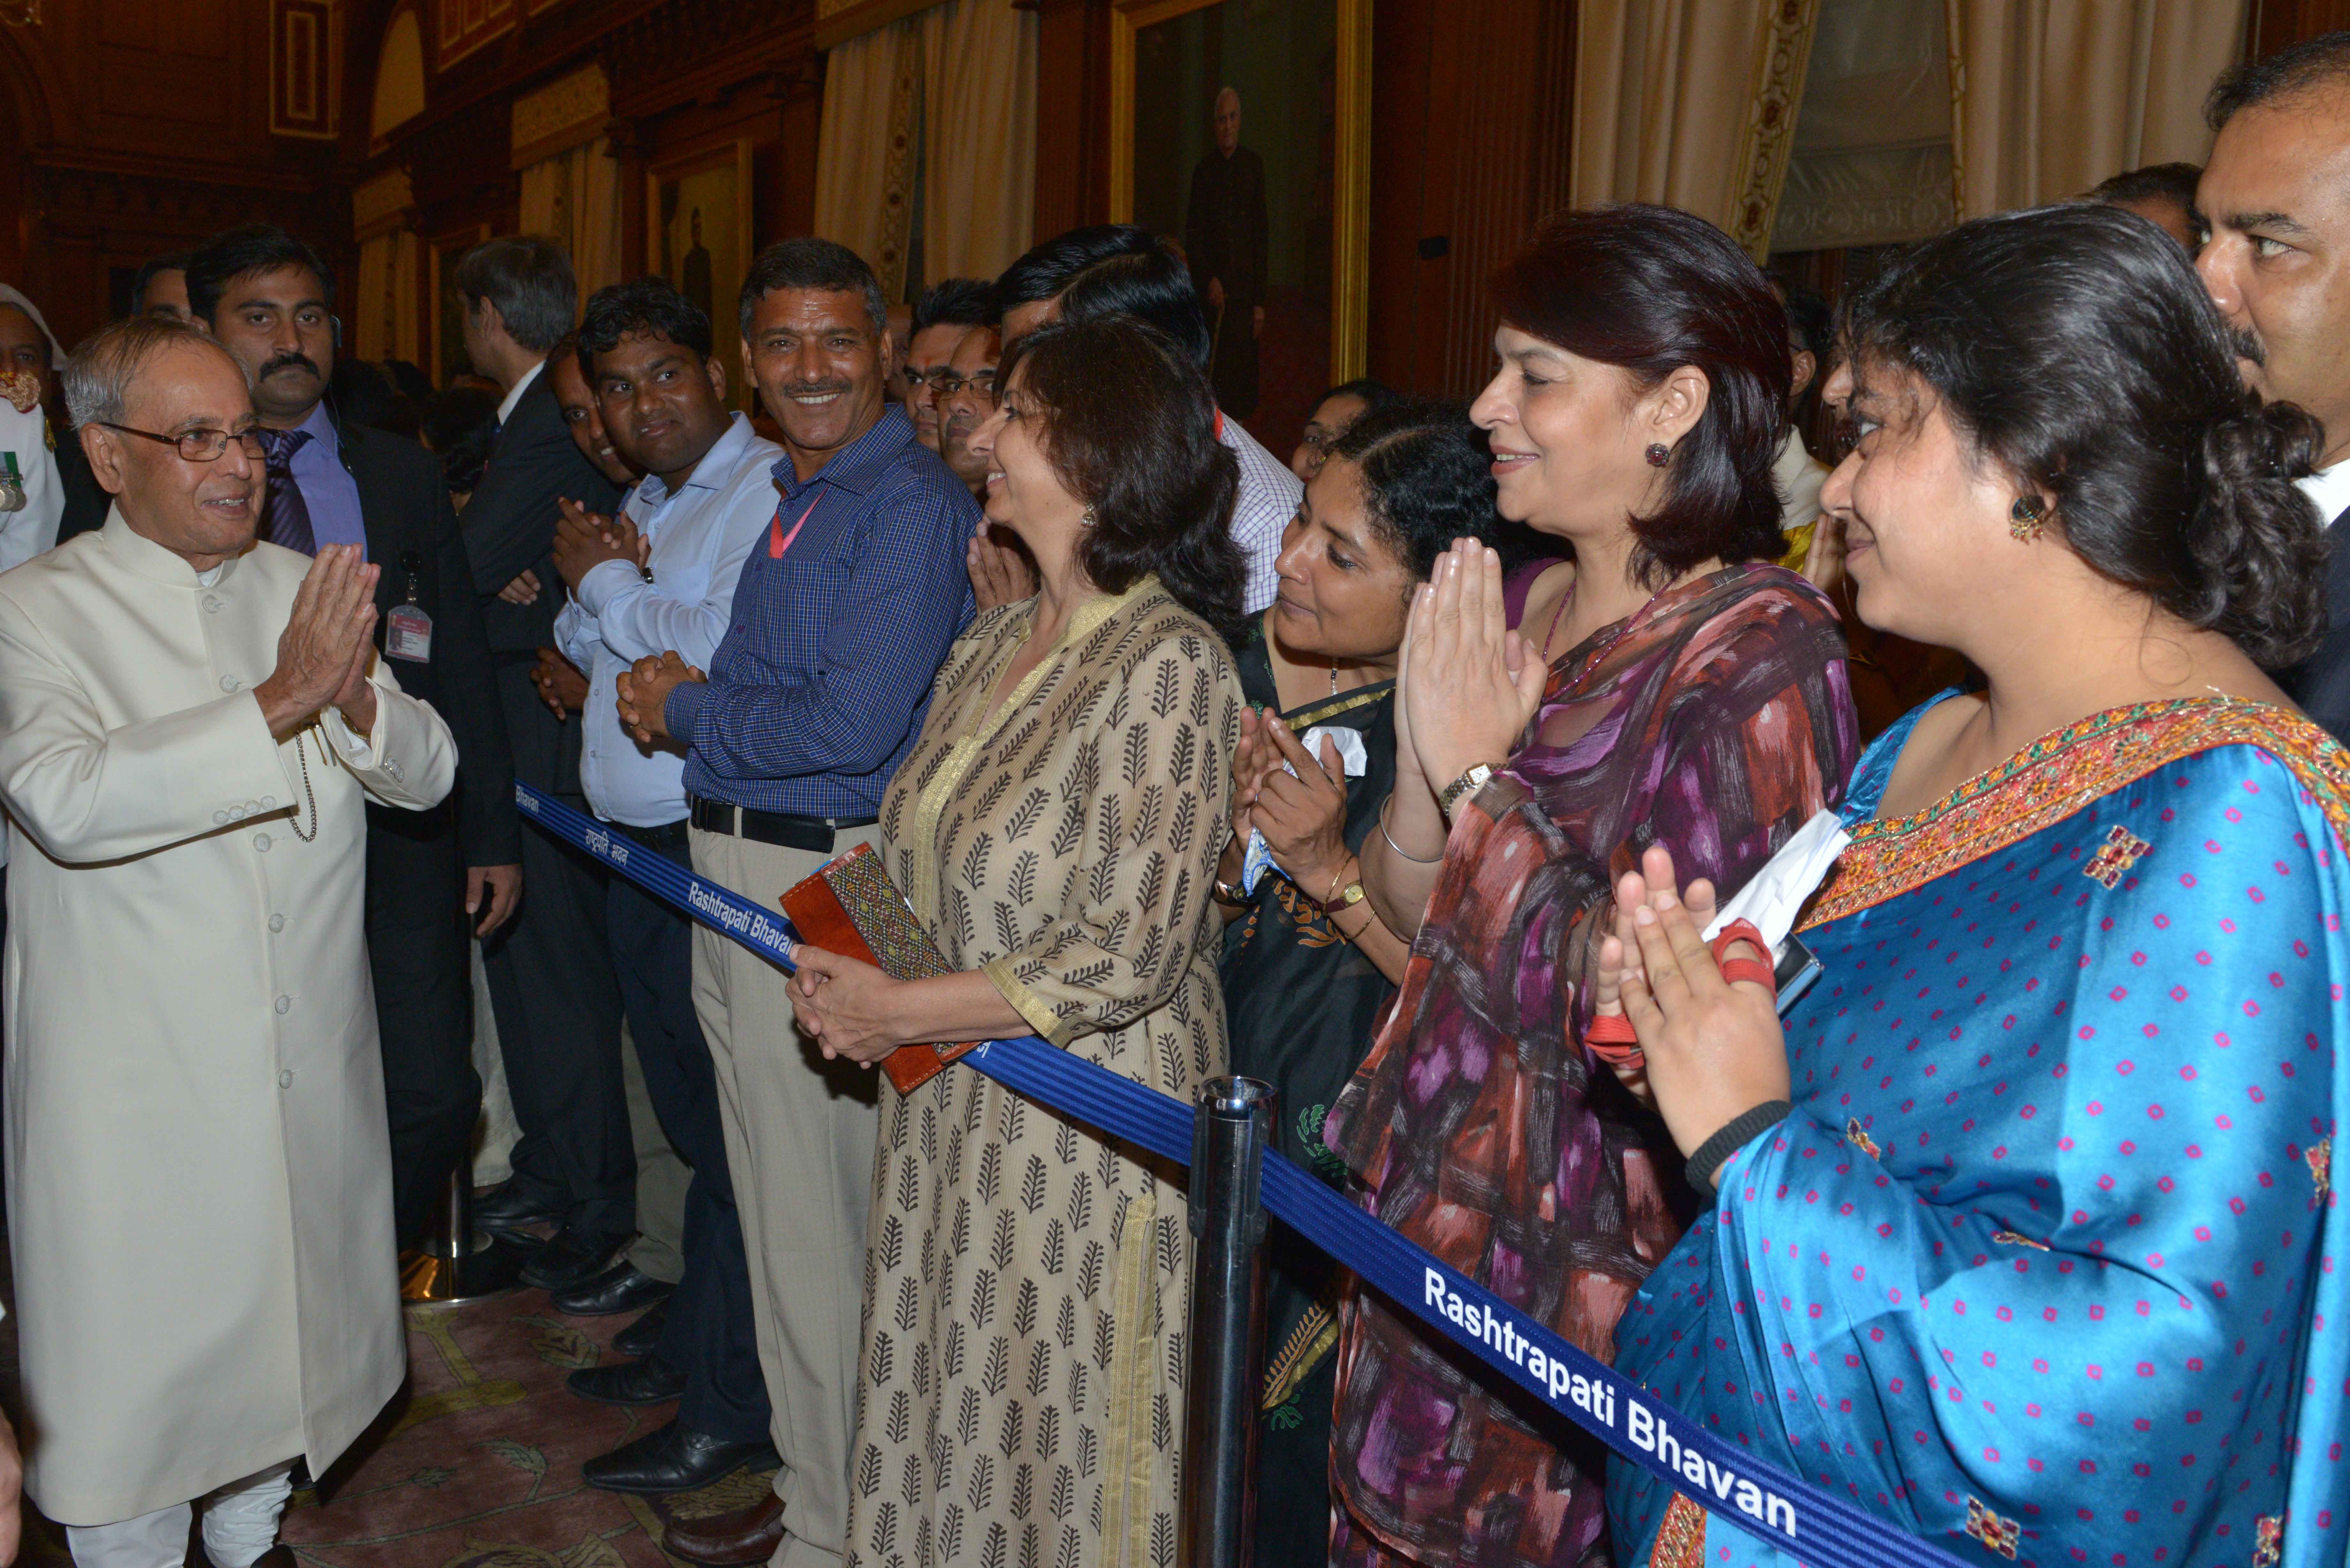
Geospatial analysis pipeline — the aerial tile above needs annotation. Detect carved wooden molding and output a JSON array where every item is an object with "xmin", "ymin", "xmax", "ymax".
[
  {"xmin": 273, "ymin": 0, "xmax": 342, "ymax": 140},
  {"xmin": 510, "ymin": 60, "xmax": 610, "ymax": 166},
  {"xmin": 815, "ymin": 0, "xmax": 946, "ymax": 51},
  {"xmin": 352, "ymin": 166, "xmax": 417, "ymax": 237}
]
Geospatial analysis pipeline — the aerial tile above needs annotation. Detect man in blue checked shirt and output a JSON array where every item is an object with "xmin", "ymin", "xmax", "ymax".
[{"xmin": 616, "ymin": 238, "xmax": 976, "ymax": 1568}]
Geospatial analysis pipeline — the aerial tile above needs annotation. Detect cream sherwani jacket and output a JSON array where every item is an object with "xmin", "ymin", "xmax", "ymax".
[{"xmin": 0, "ymin": 511, "xmax": 456, "ymax": 1525}]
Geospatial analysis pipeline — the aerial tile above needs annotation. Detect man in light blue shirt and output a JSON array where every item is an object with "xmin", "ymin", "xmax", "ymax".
[{"xmin": 550, "ymin": 278, "xmax": 782, "ymax": 1496}]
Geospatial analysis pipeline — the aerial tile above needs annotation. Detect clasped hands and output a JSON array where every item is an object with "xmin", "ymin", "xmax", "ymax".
[
  {"xmin": 551, "ymin": 497, "xmax": 646, "ymax": 591},
  {"xmin": 1394, "ymin": 540, "xmax": 1547, "ymax": 803},
  {"xmin": 613, "ymin": 651, "xmax": 703, "ymax": 748},
  {"xmin": 1227, "ymin": 707, "xmax": 1352, "ymax": 900},
  {"xmin": 255, "ymin": 544, "xmax": 380, "ymax": 743},
  {"xmin": 1590, "ymin": 844, "xmax": 1790, "ymax": 1186}
]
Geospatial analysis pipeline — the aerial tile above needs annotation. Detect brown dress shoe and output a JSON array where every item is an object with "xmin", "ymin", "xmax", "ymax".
[{"xmin": 663, "ymin": 1491, "xmax": 785, "ymax": 1565}]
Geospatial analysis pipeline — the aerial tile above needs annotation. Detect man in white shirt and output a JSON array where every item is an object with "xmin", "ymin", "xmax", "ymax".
[
  {"xmin": 2199, "ymin": 34, "xmax": 2350, "ymax": 740},
  {"xmin": 550, "ymin": 278, "xmax": 782, "ymax": 1496},
  {"xmin": 989, "ymin": 225, "xmax": 1299, "ymax": 613}
]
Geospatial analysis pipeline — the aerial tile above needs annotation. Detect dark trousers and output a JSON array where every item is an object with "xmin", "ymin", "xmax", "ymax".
[
  {"xmin": 610, "ymin": 822, "xmax": 770, "ymax": 1441},
  {"xmin": 365, "ymin": 799, "xmax": 482, "ymax": 1250},
  {"xmin": 482, "ymin": 655, "xmax": 633, "ymax": 1237}
]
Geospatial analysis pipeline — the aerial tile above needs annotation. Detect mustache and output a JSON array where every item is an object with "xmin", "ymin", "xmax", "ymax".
[
  {"xmin": 2228, "ymin": 325, "xmax": 2266, "ymax": 368},
  {"xmin": 261, "ymin": 351, "xmax": 320, "ymax": 380},
  {"xmin": 783, "ymin": 381, "xmax": 853, "ymax": 399}
]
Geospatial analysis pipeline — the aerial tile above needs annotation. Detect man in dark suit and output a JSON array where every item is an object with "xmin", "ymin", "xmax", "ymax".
[
  {"xmin": 450, "ymin": 236, "xmax": 633, "ymax": 1290},
  {"xmin": 2201, "ymin": 38, "xmax": 2350, "ymax": 739},
  {"xmin": 185, "ymin": 225, "xmax": 522, "ymax": 1250}
]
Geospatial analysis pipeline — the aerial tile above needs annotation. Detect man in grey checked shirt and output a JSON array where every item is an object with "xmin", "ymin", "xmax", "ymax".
[
  {"xmin": 973, "ymin": 224, "xmax": 1299, "ymax": 614},
  {"xmin": 614, "ymin": 239, "xmax": 978, "ymax": 1568}
]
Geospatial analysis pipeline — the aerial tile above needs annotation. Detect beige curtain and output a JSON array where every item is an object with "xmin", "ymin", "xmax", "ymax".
[
  {"xmin": 815, "ymin": 0, "xmax": 1037, "ymax": 299},
  {"xmin": 1949, "ymin": 0, "xmax": 2247, "ymax": 218},
  {"xmin": 1571, "ymin": 0, "xmax": 1822, "ymax": 257},
  {"xmin": 518, "ymin": 137, "xmax": 624, "ymax": 301},
  {"xmin": 814, "ymin": 18, "xmax": 924, "ymax": 302},
  {"xmin": 1771, "ymin": 0, "xmax": 1956, "ymax": 252},
  {"xmin": 353, "ymin": 228, "xmax": 420, "ymax": 366},
  {"xmin": 920, "ymin": 0, "xmax": 1038, "ymax": 284}
]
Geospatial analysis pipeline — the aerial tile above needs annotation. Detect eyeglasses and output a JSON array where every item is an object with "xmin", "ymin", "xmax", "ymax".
[
  {"xmin": 926, "ymin": 372, "xmax": 997, "ymax": 399},
  {"xmin": 99, "ymin": 423, "xmax": 269, "ymax": 463}
]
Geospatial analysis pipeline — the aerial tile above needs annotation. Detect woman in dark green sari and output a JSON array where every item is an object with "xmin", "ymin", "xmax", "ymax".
[{"xmin": 1212, "ymin": 401, "xmax": 1503, "ymax": 1565}]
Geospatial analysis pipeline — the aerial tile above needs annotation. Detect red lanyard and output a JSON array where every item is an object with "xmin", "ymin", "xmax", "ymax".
[{"xmin": 769, "ymin": 494, "xmax": 821, "ymax": 559}]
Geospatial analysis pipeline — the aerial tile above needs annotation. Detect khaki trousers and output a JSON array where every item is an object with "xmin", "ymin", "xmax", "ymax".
[{"xmin": 689, "ymin": 825, "xmax": 880, "ymax": 1568}]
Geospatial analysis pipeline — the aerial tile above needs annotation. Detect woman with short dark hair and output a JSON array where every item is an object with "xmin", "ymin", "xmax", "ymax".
[
  {"xmin": 1600, "ymin": 201, "xmax": 2347, "ymax": 1568},
  {"xmin": 787, "ymin": 315, "xmax": 1247, "ymax": 1567},
  {"xmin": 1325, "ymin": 204, "xmax": 1860, "ymax": 1566}
]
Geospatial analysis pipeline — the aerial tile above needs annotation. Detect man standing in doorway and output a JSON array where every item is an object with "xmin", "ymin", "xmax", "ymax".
[{"xmin": 616, "ymin": 238, "xmax": 977, "ymax": 1568}]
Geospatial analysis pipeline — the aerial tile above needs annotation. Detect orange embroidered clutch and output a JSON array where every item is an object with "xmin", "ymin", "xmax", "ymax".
[{"xmin": 779, "ymin": 844, "xmax": 980, "ymax": 1095}]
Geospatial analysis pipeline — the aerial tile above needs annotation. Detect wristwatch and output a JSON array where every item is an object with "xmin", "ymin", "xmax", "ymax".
[
  {"xmin": 1325, "ymin": 877, "xmax": 1367, "ymax": 910},
  {"xmin": 1212, "ymin": 875, "xmax": 1249, "ymax": 908},
  {"xmin": 1438, "ymin": 762, "xmax": 1497, "ymax": 820}
]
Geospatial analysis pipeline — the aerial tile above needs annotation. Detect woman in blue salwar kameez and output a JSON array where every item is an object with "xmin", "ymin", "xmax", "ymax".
[{"xmin": 1593, "ymin": 205, "xmax": 2350, "ymax": 1568}]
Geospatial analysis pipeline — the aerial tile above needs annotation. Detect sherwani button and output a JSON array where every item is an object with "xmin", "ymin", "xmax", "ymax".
[
  {"xmin": 277, "ymin": 1069, "xmax": 293, "ymax": 1088},
  {"xmin": 274, "ymin": 996, "xmax": 291, "ymax": 1015},
  {"xmin": 219, "ymin": 676, "xmax": 241, "ymax": 693},
  {"xmin": 253, "ymin": 833, "xmax": 271, "ymax": 851},
  {"xmin": 269, "ymin": 915, "xmax": 285, "ymax": 933},
  {"xmin": 202, "ymin": 595, "xmax": 223, "ymax": 613}
]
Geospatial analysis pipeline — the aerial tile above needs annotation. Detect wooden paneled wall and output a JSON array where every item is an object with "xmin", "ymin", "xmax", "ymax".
[
  {"xmin": 2253, "ymin": 0, "xmax": 2350, "ymax": 57},
  {"xmin": 345, "ymin": 0, "xmax": 824, "ymax": 383},
  {"xmin": 0, "ymin": 0, "xmax": 338, "ymax": 353},
  {"xmin": 1365, "ymin": 0, "xmax": 1574, "ymax": 399}
]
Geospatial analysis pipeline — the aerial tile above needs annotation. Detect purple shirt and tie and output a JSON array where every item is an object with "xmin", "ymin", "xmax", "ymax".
[{"xmin": 257, "ymin": 400, "xmax": 368, "ymax": 557}]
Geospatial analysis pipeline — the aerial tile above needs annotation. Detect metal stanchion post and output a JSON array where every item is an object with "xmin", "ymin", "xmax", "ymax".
[
  {"xmin": 401, "ymin": 1164, "xmax": 525, "ymax": 1306},
  {"xmin": 1183, "ymin": 1075, "xmax": 1274, "ymax": 1568}
]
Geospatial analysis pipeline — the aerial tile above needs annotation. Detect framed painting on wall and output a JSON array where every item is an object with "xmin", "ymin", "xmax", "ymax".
[
  {"xmin": 428, "ymin": 222, "xmax": 492, "ymax": 389},
  {"xmin": 1112, "ymin": 0, "xmax": 1369, "ymax": 457},
  {"xmin": 649, "ymin": 139, "xmax": 756, "ymax": 412}
]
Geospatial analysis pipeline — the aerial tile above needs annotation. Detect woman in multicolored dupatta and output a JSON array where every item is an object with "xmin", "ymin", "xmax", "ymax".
[
  {"xmin": 1323, "ymin": 205, "xmax": 1860, "ymax": 1567},
  {"xmin": 1598, "ymin": 203, "xmax": 2350, "ymax": 1567}
]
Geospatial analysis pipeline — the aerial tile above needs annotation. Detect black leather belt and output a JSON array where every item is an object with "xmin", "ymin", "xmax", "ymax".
[
  {"xmin": 688, "ymin": 798, "xmax": 876, "ymax": 853},
  {"xmin": 613, "ymin": 819, "xmax": 691, "ymax": 852}
]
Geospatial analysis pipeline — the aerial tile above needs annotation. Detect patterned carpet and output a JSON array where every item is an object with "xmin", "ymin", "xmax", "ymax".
[{"xmin": 5, "ymin": 1277, "xmax": 779, "ymax": 1568}]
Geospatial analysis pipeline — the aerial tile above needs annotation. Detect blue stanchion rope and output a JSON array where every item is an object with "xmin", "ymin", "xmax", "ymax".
[{"xmin": 519, "ymin": 783, "xmax": 1976, "ymax": 1568}]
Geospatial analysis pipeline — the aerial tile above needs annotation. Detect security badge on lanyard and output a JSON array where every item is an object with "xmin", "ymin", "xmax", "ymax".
[{"xmin": 386, "ymin": 548, "xmax": 433, "ymax": 663}]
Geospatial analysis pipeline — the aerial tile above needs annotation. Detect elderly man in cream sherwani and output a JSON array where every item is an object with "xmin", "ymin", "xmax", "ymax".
[{"xmin": 0, "ymin": 315, "xmax": 456, "ymax": 1568}]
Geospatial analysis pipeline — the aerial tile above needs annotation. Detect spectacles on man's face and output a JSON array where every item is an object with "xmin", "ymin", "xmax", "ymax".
[
  {"xmin": 929, "ymin": 372, "xmax": 997, "ymax": 400},
  {"xmin": 99, "ymin": 423, "xmax": 268, "ymax": 463}
]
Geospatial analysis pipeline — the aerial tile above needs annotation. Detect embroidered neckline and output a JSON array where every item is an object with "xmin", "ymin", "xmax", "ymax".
[{"xmin": 1805, "ymin": 696, "xmax": 2350, "ymax": 928}]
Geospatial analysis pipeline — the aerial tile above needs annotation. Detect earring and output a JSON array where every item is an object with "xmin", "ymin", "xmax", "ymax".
[
  {"xmin": 1080, "ymin": 505, "xmax": 1097, "ymax": 528},
  {"xmin": 1644, "ymin": 442, "xmax": 1671, "ymax": 468},
  {"xmin": 2009, "ymin": 495, "xmax": 2045, "ymax": 542}
]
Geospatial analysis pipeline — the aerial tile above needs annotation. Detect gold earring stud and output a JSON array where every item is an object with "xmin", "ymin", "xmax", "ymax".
[{"xmin": 2009, "ymin": 495, "xmax": 2045, "ymax": 542}]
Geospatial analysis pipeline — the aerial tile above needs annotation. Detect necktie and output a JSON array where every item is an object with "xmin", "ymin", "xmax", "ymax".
[{"xmin": 254, "ymin": 427, "xmax": 317, "ymax": 556}]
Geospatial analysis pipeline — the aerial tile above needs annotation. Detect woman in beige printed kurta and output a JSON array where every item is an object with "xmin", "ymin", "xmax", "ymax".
[{"xmin": 786, "ymin": 316, "xmax": 1250, "ymax": 1568}]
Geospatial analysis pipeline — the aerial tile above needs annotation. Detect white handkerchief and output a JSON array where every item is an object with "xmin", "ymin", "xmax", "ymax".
[
  {"xmin": 1701, "ymin": 808, "xmax": 1850, "ymax": 958},
  {"xmin": 1239, "ymin": 724, "xmax": 1372, "ymax": 894}
]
